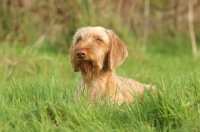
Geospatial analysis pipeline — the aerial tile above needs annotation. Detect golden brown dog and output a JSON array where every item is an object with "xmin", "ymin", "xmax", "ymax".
[{"xmin": 69, "ymin": 26, "xmax": 155, "ymax": 104}]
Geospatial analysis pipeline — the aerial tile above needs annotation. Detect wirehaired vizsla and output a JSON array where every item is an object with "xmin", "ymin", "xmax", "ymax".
[{"xmin": 69, "ymin": 26, "xmax": 155, "ymax": 104}]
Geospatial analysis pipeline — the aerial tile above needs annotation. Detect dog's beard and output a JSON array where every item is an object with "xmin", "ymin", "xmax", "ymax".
[
  {"xmin": 78, "ymin": 60, "xmax": 98, "ymax": 75},
  {"xmin": 71, "ymin": 59, "xmax": 100, "ymax": 77},
  {"xmin": 71, "ymin": 51, "xmax": 108, "ymax": 77}
]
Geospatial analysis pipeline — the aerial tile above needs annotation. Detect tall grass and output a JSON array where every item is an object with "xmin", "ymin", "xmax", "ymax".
[
  {"xmin": 0, "ymin": 37, "xmax": 200, "ymax": 131},
  {"xmin": 0, "ymin": 1, "xmax": 199, "ymax": 131}
]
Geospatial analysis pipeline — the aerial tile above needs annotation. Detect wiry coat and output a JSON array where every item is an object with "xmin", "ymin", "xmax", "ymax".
[{"xmin": 69, "ymin": 26, "xmax": 155, "ymax": 104}]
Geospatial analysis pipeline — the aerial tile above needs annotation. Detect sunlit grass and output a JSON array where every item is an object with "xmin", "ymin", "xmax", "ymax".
[{"xmin": 0, "ymin": 41, "xmax": 200, "ymax": 131}]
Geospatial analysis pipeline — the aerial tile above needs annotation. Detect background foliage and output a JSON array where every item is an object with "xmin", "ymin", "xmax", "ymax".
[
  {"xmin": 0, "ymin": 0, "xmax": 199, "ymax": 53},
  {"xmin": 0, "ymin": 0, "xmax": 200, "ymax": 131}
]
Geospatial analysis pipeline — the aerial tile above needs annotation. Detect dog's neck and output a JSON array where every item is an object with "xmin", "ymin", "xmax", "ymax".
[{"xmin": 81, "ymin": 69, "xmax": 117, "ymax": 102}]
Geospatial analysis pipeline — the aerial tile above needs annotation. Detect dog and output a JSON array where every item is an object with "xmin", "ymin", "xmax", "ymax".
[{"xmin": 69, "ymin": 26, "xmax": 155, "ymax": 104}]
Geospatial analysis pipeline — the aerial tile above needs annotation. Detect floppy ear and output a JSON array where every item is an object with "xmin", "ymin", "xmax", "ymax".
[{"xmin": 107, "ymin": 30, "xmax": 128, "ymax": 70}]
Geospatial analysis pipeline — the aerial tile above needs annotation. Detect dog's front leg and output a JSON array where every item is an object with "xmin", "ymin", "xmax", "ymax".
[{"xmin": 74, "ymin": 82, "xmax": 85, "ymax": 102}]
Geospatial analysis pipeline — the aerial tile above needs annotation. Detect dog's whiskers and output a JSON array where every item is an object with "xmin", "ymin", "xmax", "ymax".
[{"xmin": 69, "ymin": 26, "xmax": 155, "ymax": 104}]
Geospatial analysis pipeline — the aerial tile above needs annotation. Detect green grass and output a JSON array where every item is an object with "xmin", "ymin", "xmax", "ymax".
[{"xmin": 0, "ymin": 39, "xmax": 200, "ymax": 132}]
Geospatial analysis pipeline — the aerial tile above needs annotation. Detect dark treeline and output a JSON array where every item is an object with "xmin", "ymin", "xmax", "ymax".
[{"xmin": 0, "ymin": 0, "xmax": 199, "ymax": 52}]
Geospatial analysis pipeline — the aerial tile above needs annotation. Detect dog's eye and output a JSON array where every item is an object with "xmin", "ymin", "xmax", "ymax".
[
  {"xmin": 96, "ymin": 38, "xmax": 102, "ymax": 42},
  {"xmin": 77, "ymin": 37, "xmax": 81, "ymax": 43}
]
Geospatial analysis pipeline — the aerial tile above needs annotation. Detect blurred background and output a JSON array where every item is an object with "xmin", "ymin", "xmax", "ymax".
[{"xmin": 0, "ymin": 0, "xmax": 199, "ymax": 55}]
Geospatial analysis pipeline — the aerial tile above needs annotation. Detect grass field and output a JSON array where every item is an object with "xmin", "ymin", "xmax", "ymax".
[{"xmin": 0, "ymin": 39, "xmax": 200, "ymax": 131}]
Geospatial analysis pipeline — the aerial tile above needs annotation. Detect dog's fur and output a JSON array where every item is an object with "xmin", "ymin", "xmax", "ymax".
[{"xmin": 69, "ymin": 26, "xmax": 155, "ymax": 104}]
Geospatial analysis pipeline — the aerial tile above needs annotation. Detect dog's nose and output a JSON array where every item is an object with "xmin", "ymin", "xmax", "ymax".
[{"xmin": 76, "ymin": 49, "xmax": 87, "ymax": 59}]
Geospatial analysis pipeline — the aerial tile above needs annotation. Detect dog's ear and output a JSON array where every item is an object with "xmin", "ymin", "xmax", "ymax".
[{"xmin": 106, "ymin": 30, "xmax": 128, "ymax": 70}]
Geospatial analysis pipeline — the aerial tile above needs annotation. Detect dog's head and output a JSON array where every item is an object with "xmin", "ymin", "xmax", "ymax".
[{"xmin": 69, "ymin": 26, "xmax": 128, "ymax": 74}]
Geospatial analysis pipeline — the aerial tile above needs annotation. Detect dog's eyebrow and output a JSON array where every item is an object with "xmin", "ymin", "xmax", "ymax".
[
  {"xmin": 86, "ymin": 32, "xmax": 90, "ymax": 38},
  {"xmin": 93, "ymin": 35, "xmax": 103, "ymax": 39},
  {"xmin": 76, "ymin": 36, "xmax": 82, "ymax": 42}
]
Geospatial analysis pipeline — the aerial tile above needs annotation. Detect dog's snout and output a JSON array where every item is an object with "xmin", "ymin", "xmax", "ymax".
[{"xmin": 76, "ymin": 49, "xmax": 87, "ymax": 59}]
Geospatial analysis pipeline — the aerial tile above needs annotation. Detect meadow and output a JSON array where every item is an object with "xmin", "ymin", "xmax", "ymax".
[{"xmin": 0, "ymin": 34, "xmax": 200, "ymax": 131}]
